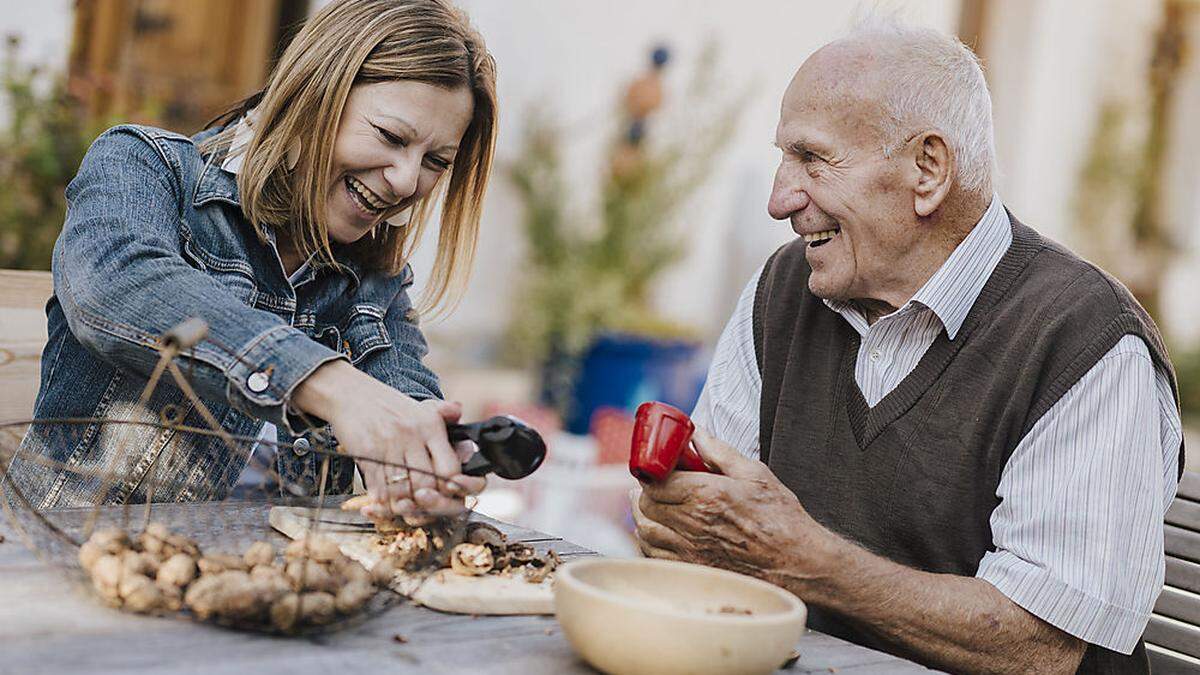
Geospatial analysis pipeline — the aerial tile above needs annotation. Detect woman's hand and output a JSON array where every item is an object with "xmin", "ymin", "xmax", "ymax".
[{"xmin": 292, "ymin": 360, "xmax": 486, "ymax": 517}]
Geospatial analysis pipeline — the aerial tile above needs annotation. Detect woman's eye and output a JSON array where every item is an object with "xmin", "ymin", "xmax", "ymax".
[
  {"xmin": 375, "ymin": 125, "xmax": 405, "ymax": 146},
  {"xmin": 424, "ymin": 156, "xmax": 452, "ymax": 171}
]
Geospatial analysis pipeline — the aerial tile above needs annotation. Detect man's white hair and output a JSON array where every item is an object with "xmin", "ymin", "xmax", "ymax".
[{"xmin": 844, "ymin": 17, "xmax": 997, "ymax": 196}]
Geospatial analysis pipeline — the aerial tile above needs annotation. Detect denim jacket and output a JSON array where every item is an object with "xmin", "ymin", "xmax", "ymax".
[{"xmin": 9, "ymin": 124, "xmax": 442, "ymax": 509}]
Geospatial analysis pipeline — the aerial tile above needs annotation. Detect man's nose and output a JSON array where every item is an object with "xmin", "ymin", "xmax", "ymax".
[
  {"xmin": 767, "ymin": 169, "xmax": 810, "ymax": 221},
  {"xmin": 382, "ymin": 153, "xmax": 421, "ymax": 202}
]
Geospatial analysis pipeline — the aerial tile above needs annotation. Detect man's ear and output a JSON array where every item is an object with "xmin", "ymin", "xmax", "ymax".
[{"xmin": 912, "ymin": 132, "xmax": 953, "ymax": 217}]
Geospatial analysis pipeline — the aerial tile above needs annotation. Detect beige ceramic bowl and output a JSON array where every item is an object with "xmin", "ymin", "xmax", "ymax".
[{"xmin": 554, "ymin": 557, "xmax": 806, "ymax": 675}]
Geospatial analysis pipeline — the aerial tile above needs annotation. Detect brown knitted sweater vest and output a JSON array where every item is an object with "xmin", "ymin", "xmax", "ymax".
[{"xmin": 753, "ymin": 215, "xmax": 1182, "ymax": 674}]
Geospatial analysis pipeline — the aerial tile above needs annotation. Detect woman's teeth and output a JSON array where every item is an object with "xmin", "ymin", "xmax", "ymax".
[
  {"xmin": 345, "ymin": 176, "xmax": 389, "ymax": 213},
  {"xmin": 803, "ymin": 229, "xmax": 839, "ymax": 245}
]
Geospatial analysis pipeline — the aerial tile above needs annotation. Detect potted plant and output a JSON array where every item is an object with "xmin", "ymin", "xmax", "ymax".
[{"xmin": 506, "ymin": 43, "xmax": 745, "ymax": 433}]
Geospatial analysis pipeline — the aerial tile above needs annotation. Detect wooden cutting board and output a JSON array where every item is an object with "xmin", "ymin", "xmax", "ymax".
[{"xmin": 268, "ymin": 506, "xmax": 554, "ymax": 615}]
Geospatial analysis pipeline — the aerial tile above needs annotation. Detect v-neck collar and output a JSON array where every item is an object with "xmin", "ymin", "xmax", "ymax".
[{"xmin": 842, "ymin": 213, "xmax": 1043, "ymax": 449}]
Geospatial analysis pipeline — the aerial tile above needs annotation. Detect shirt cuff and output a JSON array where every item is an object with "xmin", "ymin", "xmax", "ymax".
[
  {"xmin": 223, "ymin": 324, "xmax": 346, "ymax": 435},
  {"xmin": 976, "ymin": 549, "xmax": 1150, "ymax": 654}
]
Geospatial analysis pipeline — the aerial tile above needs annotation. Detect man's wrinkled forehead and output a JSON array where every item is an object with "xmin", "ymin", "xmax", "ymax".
[{"xmin": 776, "ymin": 41, "xmax": 889, "ymax": 147}]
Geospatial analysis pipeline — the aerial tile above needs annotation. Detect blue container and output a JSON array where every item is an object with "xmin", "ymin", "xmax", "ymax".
[{"xmin": 562, "ymin": 332, "xmax": 705, "ymax": 434}]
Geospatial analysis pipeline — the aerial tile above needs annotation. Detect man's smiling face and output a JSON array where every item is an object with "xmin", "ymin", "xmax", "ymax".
[{"xmin": 767, "ymin": 44, "xmax": 924, "ymax": 305}]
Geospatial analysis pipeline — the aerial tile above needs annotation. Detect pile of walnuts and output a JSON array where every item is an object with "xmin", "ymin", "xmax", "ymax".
[{"xmin": 78, "ymin": 524, "xmax": 390, "ymax": 631}]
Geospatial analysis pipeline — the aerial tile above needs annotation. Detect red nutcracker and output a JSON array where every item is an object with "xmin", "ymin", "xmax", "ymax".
[{"xmin": 628, "ymin": 401, "xmax": 713, "ymax": 483}]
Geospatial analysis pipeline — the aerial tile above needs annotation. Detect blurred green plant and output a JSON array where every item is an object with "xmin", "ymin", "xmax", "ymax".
[
  {"xmin": 505, "ymin": 43, "xmax": 747, "ymax": 371},
  {"xmin": 1172, "ymin": 346, "xmax": 1200, "ymax": 431},
  {"xmin": 0, "ymin": 35, "xmax": 107, "ymax": 270}
]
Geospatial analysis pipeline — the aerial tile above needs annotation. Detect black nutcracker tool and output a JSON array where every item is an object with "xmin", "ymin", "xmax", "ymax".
[{"xmin": 448, "ymin": 415, "xmax": 547, "ymax": 480}]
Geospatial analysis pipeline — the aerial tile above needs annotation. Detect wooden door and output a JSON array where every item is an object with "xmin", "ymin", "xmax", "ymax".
[{"xmin": 69, "ymin": 0, "xmax": 308, "ymax": 133}]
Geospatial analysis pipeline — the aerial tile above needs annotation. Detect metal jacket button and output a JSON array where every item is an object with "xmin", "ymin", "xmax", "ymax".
[
  {"xmin": 293, "ymin": 438, "xmax": 311, "ymax": 456},
  {"xmin": 247, "ymin": 371, "xmax": 270, "ymax": 393}
]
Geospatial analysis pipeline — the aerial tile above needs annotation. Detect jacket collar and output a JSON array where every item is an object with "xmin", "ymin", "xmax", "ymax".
[{"xmin": 192, "ymin": 138, "xmax": 242, "ymax": 209}]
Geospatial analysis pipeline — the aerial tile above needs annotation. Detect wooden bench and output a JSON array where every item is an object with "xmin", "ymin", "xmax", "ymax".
[
  {"xmin": 1147, "ymin": 469, "xmax": 1200, "ymax": 673},
  {"xmin": 0, "ymin": 269, "xmax": 54, "ymax": 422}
]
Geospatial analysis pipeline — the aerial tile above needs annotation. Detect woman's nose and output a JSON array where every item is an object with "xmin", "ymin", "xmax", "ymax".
[{"xmin": 382, "ymin": 154, "xmax": 421, "ymax": 202}]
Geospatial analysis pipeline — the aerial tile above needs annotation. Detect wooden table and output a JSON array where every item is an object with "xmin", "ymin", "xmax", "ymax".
[{"xmin": 0, "ymin": 499, "xmax": 938, "ymax": 674}]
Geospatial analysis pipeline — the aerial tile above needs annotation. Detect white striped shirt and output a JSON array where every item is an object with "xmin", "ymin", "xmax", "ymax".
[{"xmin": 692, "ymin": 195, "xmax": 1183, "ymax": 654}]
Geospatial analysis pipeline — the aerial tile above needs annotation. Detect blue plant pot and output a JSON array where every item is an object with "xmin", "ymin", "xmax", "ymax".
[{"xmin": 559, "ymin": 332, "xmax": 705, "ymax": 434}]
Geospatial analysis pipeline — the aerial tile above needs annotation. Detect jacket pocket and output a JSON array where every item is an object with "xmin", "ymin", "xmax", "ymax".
[
  {"xmin": 339, "ymin": 304, "xmax": 392, "ymax": 365},
  {"xmin": 179, "ymin": 236, "xmax": 258, "ymax": 305}
]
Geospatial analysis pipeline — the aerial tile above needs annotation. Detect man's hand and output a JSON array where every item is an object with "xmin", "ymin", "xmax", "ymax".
[{"xmin": 631, "ymin": 427, "xmax": 838, "ymax": 588}]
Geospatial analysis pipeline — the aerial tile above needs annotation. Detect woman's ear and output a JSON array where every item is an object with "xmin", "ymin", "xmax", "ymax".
[{"xmin": 913, "ymin": 132, "xmax": 953, "ymax": 217}]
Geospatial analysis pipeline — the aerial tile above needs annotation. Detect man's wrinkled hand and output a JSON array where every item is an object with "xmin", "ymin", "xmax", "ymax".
[{"xmin": 630, "ymin": 427, "xmax": 835, "ymax": 587}]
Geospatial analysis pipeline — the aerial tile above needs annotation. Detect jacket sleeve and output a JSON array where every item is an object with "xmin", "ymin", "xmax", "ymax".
[
  {"xmin": 53, "ymin": 125, "xmax": 345, "ymax": 433},
  {"xmin": 356, "ymin": 264, "xmax": 443, "ymax": 402}
]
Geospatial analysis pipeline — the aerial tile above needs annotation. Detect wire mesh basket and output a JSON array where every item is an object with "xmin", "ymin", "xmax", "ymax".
[{"xmin": 0, "ymin": 318, "xmax": 478, "ymax": 635}]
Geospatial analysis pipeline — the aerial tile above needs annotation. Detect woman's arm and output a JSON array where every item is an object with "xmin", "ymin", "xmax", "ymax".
[{"xmin": 54, "ymin": 126, "xmax": 343, "ymax": 432}]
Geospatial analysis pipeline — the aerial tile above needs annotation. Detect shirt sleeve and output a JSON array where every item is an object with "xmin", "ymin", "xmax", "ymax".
[
  {"xmin": 975, "ymin": 334, "xmax": 1183, "ymax": 654},
  {"xmin": 691, "ymin": 265, "xmax": 765, "ymax": 461}
]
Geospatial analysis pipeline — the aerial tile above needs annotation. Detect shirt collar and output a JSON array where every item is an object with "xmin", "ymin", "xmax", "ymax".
[
  {"xmin": 824, "ymin": 194, "xmax": 1011, "ymax": 340},
  {"xmin": 220, "ymin": 110, "xmax": 257, "ymax": 175}
]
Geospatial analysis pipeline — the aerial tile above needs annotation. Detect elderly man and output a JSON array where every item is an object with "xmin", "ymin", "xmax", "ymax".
[{"xmin": 632, "ymin": 21, "xmax": 1184, "ymax": 674}]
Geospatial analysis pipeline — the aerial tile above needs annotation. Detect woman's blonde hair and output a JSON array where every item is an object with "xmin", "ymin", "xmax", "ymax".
[{"xmin": 202, "ymin": 0, "xmax": 497, "ymax": 315}]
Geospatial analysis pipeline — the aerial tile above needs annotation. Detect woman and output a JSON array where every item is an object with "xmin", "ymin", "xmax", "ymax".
[{"xmin": 10, "ymin": 0, "xmax": 496, "ymax": 518}]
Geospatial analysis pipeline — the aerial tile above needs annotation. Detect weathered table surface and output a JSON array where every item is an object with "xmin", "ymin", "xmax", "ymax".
[{"xmin": 0, "ymin": 499, "xmax": 937, "ymax": 674}]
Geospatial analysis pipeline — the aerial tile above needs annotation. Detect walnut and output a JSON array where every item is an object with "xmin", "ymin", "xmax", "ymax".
[
  {"xmin": 197, "ymin": 553, "xmax": 248, "ymax": 576},
  {"xmin": 119, "ymin": 573, "xmax": 164, "ymax": 613},
  {"xmin": 284, "ymin": 536, "xmax": 343, "ymax": 564},
  {"xmin": 270, "ymin": 593, "xmax": 301, "ymax": 632},
  {"xmin": 89, "ymin": 528, "xmax": 130, "ymax": 555},
  {"xmin": 296, "ymin": 592, "xmax": 337, "ymax": 625},
  {"xmin": 78, "ymin": 541, "xmax": 104, "ymax": 572},
  {"xmin": 284, "ymin": 559, "xmax": 339, "ymax": 593},
  {"xmin": 156, "ymin": 553, "xmax": 197, "ymax": 588},
  {"xmin": 121, "ymin": 550, "xmax": 159, "ymax": 577},
  {"xmin": 91, "ymin": 554, "xmax": 123, "ymax": 601},
  {"xmin": 335, "ymin": 580, "xmax": 375, "ymax": 613},
  {"xmin": 250, "ymin": 564, "xmax": 291, "ymax": 593},
  {"xmin": 449, "ymin": 543, "xmax": 493, "ymax": 576},
  {"xmin": 243, "ymin": 541, "xmax": 274, "ymax": 568},
  {"xmin": 183, "ymin": 570, "xmax": 284, "ymax": 621},
  {"xmin": 370, "ymin": 558, "xmax": 397, "ymax": 587}
]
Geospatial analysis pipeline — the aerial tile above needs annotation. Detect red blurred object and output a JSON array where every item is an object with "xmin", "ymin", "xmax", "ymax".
[
  {"xmin": 591, "ymin": 406, "xmax": 636, "ymax": 465},
  {"xmin": 628, "ymin": 401, "xmax": 711, "ymax": 482}
]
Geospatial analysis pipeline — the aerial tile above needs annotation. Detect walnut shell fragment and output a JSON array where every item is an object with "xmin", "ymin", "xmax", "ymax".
[
  {"xmin": 449, "ymin": 543, "xmax": 494, "ymax": 576},
  {"xmin": 465, "ymin": 522, "xmax": 506, "ymax": 549}
]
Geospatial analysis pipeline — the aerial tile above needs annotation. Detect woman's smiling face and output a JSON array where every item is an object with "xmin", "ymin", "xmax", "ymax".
[{"xmin": 325, "ymin": 80, "xmax": 474, "ymax": 243}]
